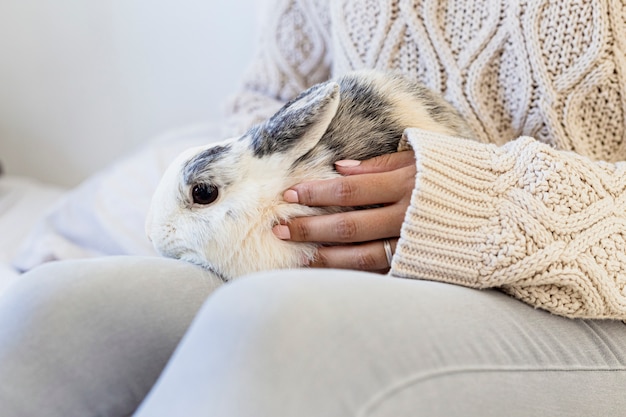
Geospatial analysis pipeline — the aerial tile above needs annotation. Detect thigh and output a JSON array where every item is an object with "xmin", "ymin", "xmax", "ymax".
[
  {"xmin": 0, "ymin": 256, "xmax": 222, "ymax": 417},
  {"xmin": 135, "ymin": 269, "xmax": 626, "ymax": 417}
]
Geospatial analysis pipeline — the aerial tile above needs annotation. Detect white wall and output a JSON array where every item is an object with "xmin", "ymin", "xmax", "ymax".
[{"xmin": 0, "ymin": 0, "xmax": 261, "ymax": 186}]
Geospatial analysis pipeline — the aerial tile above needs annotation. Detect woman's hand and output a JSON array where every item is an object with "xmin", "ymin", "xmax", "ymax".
[{"xmin": 273, "ymin": 151, "xmax": 416, "ymax": 273}]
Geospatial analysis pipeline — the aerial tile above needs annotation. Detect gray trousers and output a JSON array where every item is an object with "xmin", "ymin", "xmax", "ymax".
[{"xmin": 1, "ymin": 257, "xmax": 625, "ymax": 417}]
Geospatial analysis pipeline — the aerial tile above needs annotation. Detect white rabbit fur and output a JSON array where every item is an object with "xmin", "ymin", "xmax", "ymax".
[{"xmin": 146, "ymin": 70, "xmax": 473, "ymax": 281}]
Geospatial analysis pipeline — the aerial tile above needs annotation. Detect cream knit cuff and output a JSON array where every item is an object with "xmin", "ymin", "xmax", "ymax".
[
  {"xmin": 391, "ymin": 128, "xmax": 537, "ymax": 288},
  {"xmin": 391, "ymin": 129, "xmax": 626, "ymax": 319}
]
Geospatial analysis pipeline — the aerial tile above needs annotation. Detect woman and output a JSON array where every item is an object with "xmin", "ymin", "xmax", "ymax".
[{"xmin": 1, "ymin": 0, "xmax": 625, "ymax": 416}]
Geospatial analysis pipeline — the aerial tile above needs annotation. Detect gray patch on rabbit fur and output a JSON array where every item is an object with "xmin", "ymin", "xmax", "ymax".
[
  {"xmin": 252, "ymin": 71, "xmax": 471, "ymax": 171},
  {"xmin": 183, "ymin": 144, "xmax": 232, "ymax": 185},
  {"xmin": 248, "ymin": 81, "xmax": 341, "ymax": 158},
  {"xmin": 290, "ymin": 75, "xmax": 404, "ymax": 167}
]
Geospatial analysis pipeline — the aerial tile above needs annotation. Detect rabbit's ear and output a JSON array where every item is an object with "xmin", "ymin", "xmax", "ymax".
[{"xmin": 250, "ymin": 81, "xmax": 340, "ymax": 159}]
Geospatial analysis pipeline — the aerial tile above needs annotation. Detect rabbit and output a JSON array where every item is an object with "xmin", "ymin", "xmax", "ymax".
[{"xmin": 146, "ymin": 70, "xmax": 473, "ymax": 281}]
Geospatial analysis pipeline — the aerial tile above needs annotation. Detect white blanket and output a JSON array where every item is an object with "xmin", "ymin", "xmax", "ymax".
[{"xmin": 0, "ymin": 176, "xmax": 65, "ymax": 293}]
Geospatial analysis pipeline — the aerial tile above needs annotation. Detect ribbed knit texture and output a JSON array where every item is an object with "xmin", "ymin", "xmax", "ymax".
[
  {"xmin": 223, "ymin": 0, "xmax": 626, "ymax": 319},
  {"xmin": 395, "ymin": 129, "xmax": 626, "ymax": 319}
]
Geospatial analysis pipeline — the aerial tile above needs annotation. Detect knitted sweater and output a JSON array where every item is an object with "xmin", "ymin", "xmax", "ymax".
[{"xmin": 224, "ymin": 0, "xmax": 626, "ymax": 319}]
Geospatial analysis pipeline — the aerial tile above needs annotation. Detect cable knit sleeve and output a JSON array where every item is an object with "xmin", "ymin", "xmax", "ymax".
[
  {"xmin": 222, "ymin": 0, "xmax": 332, "ymax": 136},
  {"xmin": 392, "ymin": 128, "xmax": 626, "ymax": 320}
]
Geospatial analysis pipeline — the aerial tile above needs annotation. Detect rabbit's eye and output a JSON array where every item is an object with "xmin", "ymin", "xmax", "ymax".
[{"xmin": 191, "ymin": 183, "xmax": 218, "ymax": 205}]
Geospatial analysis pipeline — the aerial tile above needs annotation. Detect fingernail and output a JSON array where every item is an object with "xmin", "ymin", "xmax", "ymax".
[
  {"xmin": 335, "ymin": 160, "xmax": 361, "ymax": 168},
  {"xmin": 284, "ymin": 189, "xmax": 299, "ymax": 203},
  {"xmin": 272, "ymin": 225, "xmax": 291, "ymax": 240}
]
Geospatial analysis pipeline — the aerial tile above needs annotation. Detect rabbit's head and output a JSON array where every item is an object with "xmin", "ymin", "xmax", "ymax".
[{"xmin": 146, "ymin": 81, "xmax": 343, "ymax": 281}]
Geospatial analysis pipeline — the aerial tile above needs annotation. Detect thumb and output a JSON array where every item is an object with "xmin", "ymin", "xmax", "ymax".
[{"xmin": 335, "ymin": 150, "xmax": 415, "ymax": 175}]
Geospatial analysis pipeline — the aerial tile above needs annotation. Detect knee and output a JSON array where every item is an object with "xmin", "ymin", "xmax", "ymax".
[
  {"xmin": 3, "ymin": 258, "xmax": 140, "ymax": 324},
  {"xmin": 190, "ymin": 269, "xmax": 365, "ymax": 361},
  {"xmin": 204, "ymin": 269, "xmax": 354, "ymax": 333},
  {"xmin": 196, "ymin": 268, "xmax": 534, "ymax": 365},
  {"xmin": 5, "ymin": 256, "xmax": 218, "ymax": 312},
  {"xmin": 0, "ymin": 256, "xmax": 220, "ymax": 342},
  {"xmin": 198, "ymin": 269, "xmax": 332, "ymax": 337},
  {"xmin": 1, "ymin": 261, "xmax": 93, "ymax": 324}
]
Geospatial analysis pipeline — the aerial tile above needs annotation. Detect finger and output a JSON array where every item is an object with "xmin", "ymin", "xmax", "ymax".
[
  {"xmin": 286, "ymin": 164, "xmax": 415, "ymax": 207},
  {"xmin": 335, "ymin": 151, "xmax": 415, "ymax": 176},
  {"xmin": 275, "ymin": 204, "xmax": 406, "ymax": 243},
  {"xmin": 310, "ymin": 239, "xmax": 398, "ymax": 272}
]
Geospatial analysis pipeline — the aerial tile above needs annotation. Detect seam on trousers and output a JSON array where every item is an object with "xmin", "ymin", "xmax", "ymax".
[{"xmin": 356, "ymin": 365, "xmax": 626, "ymax": 417}]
